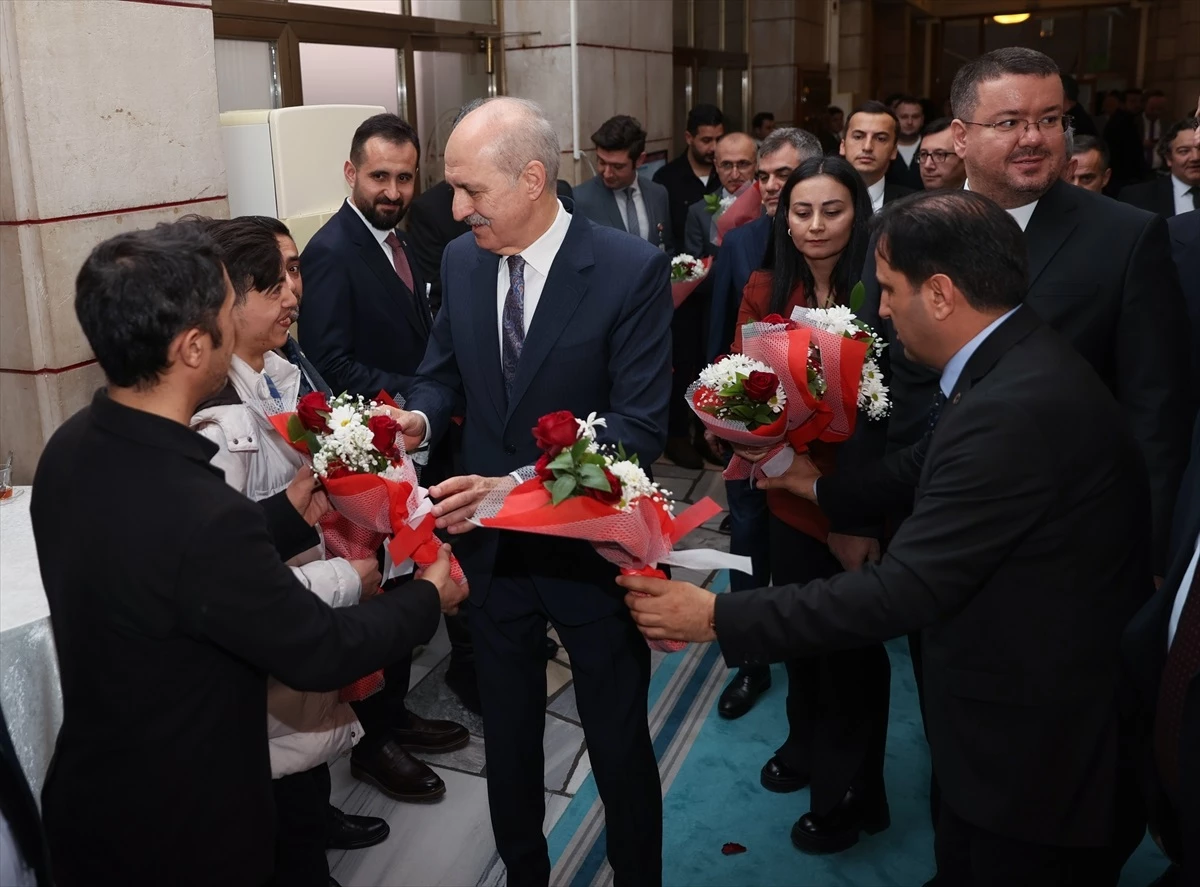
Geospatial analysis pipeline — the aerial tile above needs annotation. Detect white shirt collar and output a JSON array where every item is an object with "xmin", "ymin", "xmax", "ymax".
[
  {"xmin": 962, "ymin": 180, "xmax": 1039, "ymax": 231},
  {"xmin": 867, "ymin": 176, "xmax": 887, "ymax": 209},
  {"xmin": 507, "ymin": 199, "xmax": 572, "ymax": 278},
  {"xmin": 345, "ymin": 197, "xmax": 392, "ymax": 246},
  {"xmin": 939, "ymin": 307, "xmax": 1020, "ymax": 398},
  {"xmin": 1172, "ymin": 174, "xmax": 1195, "ymax": 201}
]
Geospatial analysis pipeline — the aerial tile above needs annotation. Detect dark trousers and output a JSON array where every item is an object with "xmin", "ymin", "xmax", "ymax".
[
  {"xmin": 668, "ymin": 288, "xmax": 710, "ymax": 438},
  {"xmin": 350, "ymin": 576, "xmax": 417, "ymax": 751},
  {"xmin": 472, "ymin": 576, "xmax": 662, "ymax": 887},
  {"xmin": 769, "ymin": 516, "xmax": 891, "ymax": 814},
  {"xmin": 933, "ymin": 802, "xmax": 1110, "ymax": 887},
  {"xmin": 726, "ymin": 478, "xmax": 770, "ymax": 594},
  {"xmin": 270, "ymin": 764, "xmax": 331, "ymax": 887}
]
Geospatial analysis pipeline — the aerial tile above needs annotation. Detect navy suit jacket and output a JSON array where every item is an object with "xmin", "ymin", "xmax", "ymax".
[
  {"xmin": 298, "ymin": 201, "xmax": 433, "ymax": 400},
  {"xmin": 571, "ymin": 173, "xmax": 674, "ymax": 254},
  {"xmin": 405, "ymin": 207, "xmax": 673, "ymax": 623},
  {"xmin": 707, "ymin": 214, "xmax": 771, "ymax": 361}
]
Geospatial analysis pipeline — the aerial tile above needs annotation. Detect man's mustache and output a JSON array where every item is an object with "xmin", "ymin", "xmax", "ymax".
[{"xmin": 464, "ymin": 213, "xmax": 491, "ymax": 227}]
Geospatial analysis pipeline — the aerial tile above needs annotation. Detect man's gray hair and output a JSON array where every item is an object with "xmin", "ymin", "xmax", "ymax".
[
  {"xmin": 452, "ymin": 98, "xmax": 488, "ymax": 129},
  {"xmin": 462, "ymin": 96, "xmax": 561, "ymax": 186},
  {"xmin": 758, "ymin": 126, "xmax": 822, "ymax": 163},
  {"xmin": 950, "ymin": 47, "xmax": 1060, "ymax": 120}
]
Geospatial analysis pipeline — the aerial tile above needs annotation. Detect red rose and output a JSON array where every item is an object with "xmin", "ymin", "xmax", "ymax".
[
  {"xmin": 742, "ymin": 370, "xmax": 778, "ymax": 403},
  {"xmin": 325, "ymin": 460, "xmax": 351, "ymax": 479},
  {"xmin": 532, "ymin": 411, "xmax": 579, "ymax": 455},
  {"xmin": 583, "ymin": 467, "xmax": 622, "ymax": 506},
  {"xmin": 296, "ymin": 391, "xmax": 331, "ymax": 433},
  {"xmin": 761, "ymin": 313, "xmax": 787, "ymax": 325},
  {"xmin": 534, "ymin": 452, "xmax": 555, "ymax": 482},
  {"xmin": 367, "ymin": 414, "xmax": 401, "ymax": 456}
]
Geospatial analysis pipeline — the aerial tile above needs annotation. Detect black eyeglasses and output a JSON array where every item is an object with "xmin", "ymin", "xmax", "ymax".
[
  {"xmin": 917, "ymin": 150, "xmax": 955, "ymax": 164},
  {"xmin": 960, "ymin": 115, "xmax": 1073, "ymax": 137}
]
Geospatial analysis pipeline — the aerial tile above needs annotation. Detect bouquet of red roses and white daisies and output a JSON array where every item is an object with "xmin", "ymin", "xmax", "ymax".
[
  {"xmin": 670, "ymin": 253, "xmax": 711, "ymax": 308},
  {"xmin": 686, "ymin": 353, "xmax": 791, "ymax": 481},
  {"xmin": 789, "ymin": 303, "xmax": 890, "ymax": 438},
  {"xmin": 474, "ymin": 411, "xmax": 750, "ymax": 652},
  {"xmin": 271, "ymin": 391, "xmax": 467, "ymax": 700}
]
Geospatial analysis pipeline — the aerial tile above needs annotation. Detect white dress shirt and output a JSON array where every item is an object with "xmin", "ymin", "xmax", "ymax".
[
  {"xmin": 345, "ymin": 197, "xmax": 394, "ymax": 262},
  {"xmin": 1168, "ymin": 531, "xmax": 1200, "ymax": 649},
  {"xmin": 1173, "ymin": 175, "xmax": 1197, "ymax": 217},
  {"xmin": 897, "ymin": 139, "xmax": 921, "ymax": 167},
  {"xmin": 867, "ymin": 177, "xmax": 887, "ymax": 213},
  {"xmin": 617, "ymin": 179, "xmax": 651, "ymax": 242},
  {"xmin": 963, "ymin": 180, "xmax": 1038, "ymax": 231},
  {"xmin": 495, "ymin": 200, "xmax": 573, "ymax": 352}
]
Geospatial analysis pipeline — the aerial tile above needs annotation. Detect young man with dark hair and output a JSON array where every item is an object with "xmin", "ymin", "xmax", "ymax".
[
  {"xmin": 621, "ymin": 190, "xmax": 1154, "ymax": 885},
  {"xmin": 840, "ymin": 100, "xmax": 912, "ymax": 211},
  {"xmin": 33, "ymin": 221, "xmax": 463, "ymax": 886},
  {"xmin": 1119, "ymin": 117, "xmax": 1200, "ymax": 217},
  {"xmin": 1066, "ymin": 134, "xmax": 1113, "ymax": 193},
  {"xmin": 887, "ymin": 95, "xmax": 926, "ymax": 191},
  {"xmin": 917, "ymin": 118, "xmax": 967, "ymax": 191},
  {"xmin": 654, "ymin": 102, "xmax": 725, "ymax": 243},
  {"xmin": 572, "ymin": 115, "xmax": 673, "ymax": 252},
  {"xmin": 297, "ymin": 113, "xmax": 471, "ymax": 804},
  {"xmin": 751, "ymin": 110, "xmax": 776, "ymax": 142}
]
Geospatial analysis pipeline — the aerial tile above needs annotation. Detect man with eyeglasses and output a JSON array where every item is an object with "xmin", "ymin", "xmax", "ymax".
[
  {"xmin": 916, "ymin": 118, "xmax": 967, "ymax": 191},
  {"xmin": 853, "ymin": 47, "xmax": 1192, "ymax": 870},
  {"xmin": 683, "ymin": 132, "xmax": 758, "ymax": 258}
]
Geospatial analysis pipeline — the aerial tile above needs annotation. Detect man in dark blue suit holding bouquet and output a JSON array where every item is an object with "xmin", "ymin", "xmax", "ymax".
[{"xmin": 391, "ymin": 97, "xmax": 672, "ymax": 886}]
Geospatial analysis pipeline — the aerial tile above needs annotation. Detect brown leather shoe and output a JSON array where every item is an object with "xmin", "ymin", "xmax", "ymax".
[
  {"xmin": 392, "ymin": 712, "xmax": 470, "ymax": 753},
  {"xmin": 350, "ymin": 740, "xmax": 445, "ymax": 802}
]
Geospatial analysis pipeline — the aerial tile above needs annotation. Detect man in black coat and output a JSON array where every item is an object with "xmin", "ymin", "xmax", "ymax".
[
  {"xmin": 621, "ymin": 190, "xmax": 1154, "ymax": 884},
  {"xmin": 32, "ymin": 222, "xmax": 464, "ymax": 886},
  {"xmin": 878, "ymin": 47, "xmax": 1192, "ymax": 579},
  {"xmin": 1119, "ymin": 117, "xmax": 1200, "ymax": 219},
  {"xmin": 1124, "ymin": 408, "xmax": 1200, "ymax": 887},
  {"xmin": 299, "ymin": 114, "xmax": 433, "ymax": 403},
  {"xmin": 653, "ymin": 103, "xmax": 724, "ymax": 245}
]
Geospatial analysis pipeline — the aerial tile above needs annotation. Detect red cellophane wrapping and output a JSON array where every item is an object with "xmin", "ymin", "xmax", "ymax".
[
  {"xmin": 269, "ymin": 394, "xmax": 465, "ymax": 703},
  {"xmin": 671, "ymin": 256, "xmax": 712, "ymax": 309},
  {"xmin": 714, "ymin": 181, "xmax": 762, "ymax": 246},
  {"xmin": 686, "ymin": 379, "xmax": 789, "ymax": 482},
  {"xmin": 785, "ymin": 314, "xmax": 871, "ymax": 443},
  {"xmin": 474, "ymin": 479, "xmax": 724, "ymax": 653}
]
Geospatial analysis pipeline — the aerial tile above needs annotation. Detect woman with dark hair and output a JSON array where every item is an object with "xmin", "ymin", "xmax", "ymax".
[{"xmin": 731, "ymin": 155, "xmax": 893, "ymax": 855}]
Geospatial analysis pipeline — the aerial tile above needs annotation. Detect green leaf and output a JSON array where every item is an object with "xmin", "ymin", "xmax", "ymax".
[
  {"xmin": 617, "ymin": 442, "xmax": 628, "ymax": 462},
  {"xmin": 548, "ymin": 451, "xmax": 575, "ymax": 471},
  {"xmin": 703, "ymin": 193, "xmax": 721, "ymax": 213},
  {"xmin": 571, "ymin": 438, "xmax": 590, "ymax": 460},
  {"xmin": 849, "ymin": 281, "xmax": 865, "ymax": 314},
  {"xmin": 579, "ymin": 463, "xmax": 610, "ymax": 490},
  {"xmin": 301, "ymin": 430, "xmax": 322, "ymax": 455},
  {"xmin": 286, "ymin": 414, "xmax": 308, "ymax": 445},
  {"xmin": 550, "ymin": 474, "xmax": 578, "ymax": 505}
]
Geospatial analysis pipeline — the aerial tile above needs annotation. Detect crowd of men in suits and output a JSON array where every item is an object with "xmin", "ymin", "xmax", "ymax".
[{"xmin": 4, "ymin": 40, "xmax": 1198, "ymax": 887}]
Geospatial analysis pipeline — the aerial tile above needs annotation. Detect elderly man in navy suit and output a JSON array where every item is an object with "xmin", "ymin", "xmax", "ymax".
[
  {"xmin": 391, "ymin": 97, "xmax": 672, "ymax": 886},
  {"xmin": 706, "ymin": 127, "xmax": 824, "ymax": 721}
]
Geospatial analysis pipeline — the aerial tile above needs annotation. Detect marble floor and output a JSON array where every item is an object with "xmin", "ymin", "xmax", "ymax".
[{"xmin": 327, "ymin": 458, "xmax": 726, "ymax": 887}]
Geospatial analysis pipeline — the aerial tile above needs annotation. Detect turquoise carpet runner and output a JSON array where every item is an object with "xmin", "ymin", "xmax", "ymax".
[{"xmin": 547, "ymin": 572, "xmax": 1170, "ymax": 887}]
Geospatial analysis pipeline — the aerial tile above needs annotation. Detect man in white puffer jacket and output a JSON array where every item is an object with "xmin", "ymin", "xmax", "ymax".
[{"xmin": 190, "ymin": 218, "xmax": 391, "ymax": 887}]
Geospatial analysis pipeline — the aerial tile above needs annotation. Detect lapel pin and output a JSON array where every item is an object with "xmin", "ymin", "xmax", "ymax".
[{"xmin": 952, "ymin": 392, "xmax": 961, "ymax": 404}]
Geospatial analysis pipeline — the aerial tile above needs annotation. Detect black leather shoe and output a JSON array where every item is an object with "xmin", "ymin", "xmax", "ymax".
[
  {"xmin": 392, "ymin": 711, "xmax": 470, "ymax": 753},
  {"xmin": 326, "ymin": 805, "xmax": 390, "ymax": 850},
  {"xmin": 760, "ymin": 755, "xmax": 808, "ymax": 793},
  {"xmin": 350, "ymin": 740, "xmax": 445, "ymax": 802},
  {"xmin": 717, "ymin": 667, "xmax": 771, "ymax": 719},
  {"xmin": 717, "ymin": 514, "xmax": 732, "ymax": 535},
  {"xmin": 790, "ymin": 787, "xmax": 890, "ymax": 854},
  {"xmin": 444, "ymin": 661, "xmax": 482, "ymax": 716},
  {"xmin": 664, "ymin": 436, "xmax": 704, "ymax": 469}
]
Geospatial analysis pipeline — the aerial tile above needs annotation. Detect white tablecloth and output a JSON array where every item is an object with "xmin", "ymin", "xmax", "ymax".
[{"xmin": 0, "ymin": 487, "xmax": 62, "ymax": 800}]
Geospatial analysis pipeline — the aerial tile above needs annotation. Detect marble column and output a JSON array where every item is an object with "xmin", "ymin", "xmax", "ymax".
[
  {"xmin": 0, "ymin": 0, "xmax": 228, "ymax": 483},
  {"xmin": 501, "ymin": 0, "xmax": 673, "ymax": 186},
  {"xmin": 1146, "ymin": 0, "xmax": 1200, "ymax": 120},
  {"xmin": 751, "ymin": 0, "xmax": 828, "ymax": 127},
  {"xmin": 837, "ymin": 0, "xmax": 872, "ymax": 106}
]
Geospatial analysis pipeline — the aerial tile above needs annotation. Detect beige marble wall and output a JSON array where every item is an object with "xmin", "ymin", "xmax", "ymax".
[
  {"xmin": 837, "ymin": 0, "xmax": 872, "ymax": 105},
  {"xmin": 502, "ymin": 0, "xmax": 673, "ymax": 184},
  {"xmin": 1146, "ymin": 0, "xmax": 1200, "ymax": 120},
  {"xmin": 0, "ymin": 0, "xmax": 228, "ymax": 483},
  {"xmin": 750, "ymin": 0, "xmax": 827, "ymax": 128}
]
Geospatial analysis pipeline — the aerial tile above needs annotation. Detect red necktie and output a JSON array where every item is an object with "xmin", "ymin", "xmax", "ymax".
[
  {"xmin": 1154, "ymin": 555, "xmax": 1200, "ymax": 799},
  {"xmin": 384, "ymin": 232, "xmax": 415, "ymax": 293}
]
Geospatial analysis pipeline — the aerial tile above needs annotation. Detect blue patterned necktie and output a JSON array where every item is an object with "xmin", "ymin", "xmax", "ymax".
[
  {"xmin": 262, "ymin": 373, "xmax": 286, "ymax": 415},
  {"xmin": 501, "ymin": 255, "xmax": 526, "ymax": 393}
]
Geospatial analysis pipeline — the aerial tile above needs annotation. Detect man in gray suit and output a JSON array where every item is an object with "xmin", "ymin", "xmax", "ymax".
[
  {"xmin": 573, "ymin": 115, "xmax": 674, "ymax": 254},
  {"xmin": 683, "ymin": 132, "xmax": 758, "ymax": 258}
]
